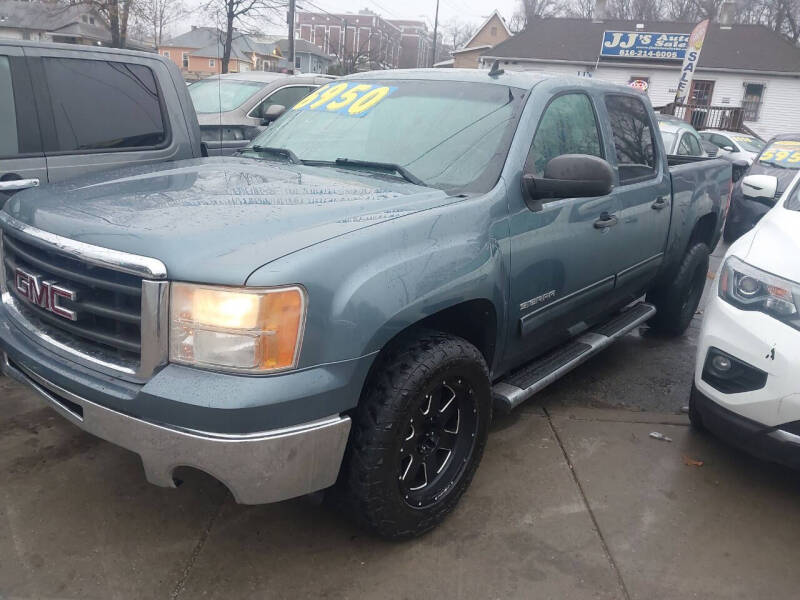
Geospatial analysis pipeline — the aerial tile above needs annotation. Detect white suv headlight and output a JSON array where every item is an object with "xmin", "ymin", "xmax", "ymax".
[
  {"xmin": 719, "ymin": 256, "xmax": 800, "ymax": 330},
  {"xmin": 169, "ymin": 283, "xmax": 307, "ymax": 373}
]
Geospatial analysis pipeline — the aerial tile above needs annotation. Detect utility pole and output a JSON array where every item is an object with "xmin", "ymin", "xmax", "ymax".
[
  {"xmin": 430, "ymin": 0, "xmax": 439, "ymax": 67},
  {"xmin": 287, "ymin": 0, "xmax": 296, "ymax": 73}
]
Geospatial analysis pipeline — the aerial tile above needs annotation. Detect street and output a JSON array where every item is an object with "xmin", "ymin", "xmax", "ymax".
[{"xmin": 2, "ymin": 240, "xmax": 800, "ymax": 599}]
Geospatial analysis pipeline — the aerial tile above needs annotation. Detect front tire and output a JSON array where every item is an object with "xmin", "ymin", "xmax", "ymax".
[
  {"xmin": 646, "ymin": 242, "xmax": 710, "ymax": 336},
  {"xmin": 341, "ymin": 331, "xmax": 491, "ymax": 539}
]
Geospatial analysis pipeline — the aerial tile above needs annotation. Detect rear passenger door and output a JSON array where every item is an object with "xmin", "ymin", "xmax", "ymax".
[
  {"xmin": 601, "ymin": 94, "xmax": 671, "ymax": 296},
  {"xmin": 25, "ymin": 51, "xmax": 177, "ymax": 182},
  {"xmin": 0, "ymin": 46, "xmax": 46, "ymax": 206}
]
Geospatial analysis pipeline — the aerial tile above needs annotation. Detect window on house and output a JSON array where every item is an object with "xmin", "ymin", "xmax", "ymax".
[
  {"xmin": 22, "ymin": 32, "xmax": 30, "ymax": 40},
  {"xmin": 742, "ymin": 83, "xmax": 765, "ymax": 121},
  {"xmin": 604, "ymin": 94, "xmax": 657, "ymax": 184},
  {"xmin": 163, "ymin": 50, "xmax": 170, "ymax": 58},
  {"xmin": 526, "ymin": 93, "xmax": 603, "ymax": 177},
  {"xmin": 81, "ymin": 15, "xmax": 88, "ymax": 23},
  {"xmin": 295, "ymin": 55, "xmax": 301, "ymax": 68},
  {"xmin": 182, "ymin": 52, "xmax": 189, "ymax": 68},
  {"xmin": 689, "ymin": 79, "xmax": 715, "ymax": 106},
  {"xmin": 89, "ymin": 17, "xmax": 95, "ymax": 24},
  {"xmin": 0, "ymin": 56, "xmax": 19, "ymax": 157},
  {"xmin": 209, "ymin": 59, "xmax": 215, "ymax": 68},
  {"xmin": 490, "ymin": 26, "xmax": 497, "ymax": 36},
  {"xmin": 42, "ymin": 57, "xmax": 166, "ymax": 152}
]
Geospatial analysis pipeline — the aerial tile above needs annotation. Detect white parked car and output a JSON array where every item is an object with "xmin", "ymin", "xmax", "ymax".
[
  {"xmin": 690, "ymin": 170, "xmax": 800, "ymax": 467},
  {"xmin": 700, "ymin": 130, "xmax": 766, "ymax": 165}
]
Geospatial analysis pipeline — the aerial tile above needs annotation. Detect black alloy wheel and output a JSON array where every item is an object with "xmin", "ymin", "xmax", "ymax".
[{"xmin": 398, "ymin": 376, "xmax": 478, "ymax": 509}]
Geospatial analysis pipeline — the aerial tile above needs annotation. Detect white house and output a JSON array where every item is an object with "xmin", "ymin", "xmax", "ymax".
[{"xmin": 480, "ymin": 17, "xmax": 800, "ymax": 139}]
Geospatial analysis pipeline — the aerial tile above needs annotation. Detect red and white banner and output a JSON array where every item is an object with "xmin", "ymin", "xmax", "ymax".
[{"xmin": 674, "ymin": 19, "xmax": 710, "ymax": 104}]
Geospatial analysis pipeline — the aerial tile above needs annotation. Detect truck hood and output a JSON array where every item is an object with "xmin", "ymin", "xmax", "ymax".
[
  {"xmin": 2, "ymin": 158, "xmax": 455, "ymax": 285},
  {"xmin": 742, "ymin": 204, "xmax": 800, "ymax": 283}
]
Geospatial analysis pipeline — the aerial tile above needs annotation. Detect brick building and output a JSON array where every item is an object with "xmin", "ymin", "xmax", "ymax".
[
  {"xmin": 295, "ymin": 10, "xmax": 431, "ymax": 70},
  {"xmin": 390, "ymin": 19, "xmax": 433, "ymax": 68}
]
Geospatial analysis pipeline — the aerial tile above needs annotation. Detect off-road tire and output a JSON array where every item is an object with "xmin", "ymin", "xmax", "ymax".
[
  {"xmin": 646, "ymin": 242, "xmax": 710, "ymax": 336},
  {"xmin": 340, "ymin": 331, "xmax": 491, "ymax": 539}
]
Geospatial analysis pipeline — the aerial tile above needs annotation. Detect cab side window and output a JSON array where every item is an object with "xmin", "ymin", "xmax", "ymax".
[
  {"xmin": 43, "ymin": 57, "xmax": 167, "ymax": 152},
  {"xmin": 525, "ymin": 93, "xmax": 603, "ymax": 177},
  {"xmin": 253, "ymin": 86, "xmax": 316, "ymax": 118},
  {"xmin": 0, "ymin": 56, "xmax": 19, "ymax": 157},
  {"xmin": 604, "ymin": 95, "xmax": 657, "ymax": 184}
]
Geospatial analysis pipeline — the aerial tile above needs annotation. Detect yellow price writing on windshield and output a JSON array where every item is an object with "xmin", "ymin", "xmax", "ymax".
[
  {"xmin": 293, "ymin": 82, "xmax": 397, "ymax": 117},
  {"xmin": 760, "ymin": 148, "xmax": 800, "ymax": 165}
]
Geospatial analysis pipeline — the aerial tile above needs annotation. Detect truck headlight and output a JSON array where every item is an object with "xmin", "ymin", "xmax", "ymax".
[
  {"xmin": 169, "ymin": 283, "xmax": 307, "ymax": 373},
  {"xmin": 719, "ymin": 256, "xmax": 800, "ymax": 330}
]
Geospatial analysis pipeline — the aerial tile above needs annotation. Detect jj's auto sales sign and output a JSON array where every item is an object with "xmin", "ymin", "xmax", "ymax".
[{"xmin": 601, "ymin": 31, "xmax": 690, "ymax": 60}]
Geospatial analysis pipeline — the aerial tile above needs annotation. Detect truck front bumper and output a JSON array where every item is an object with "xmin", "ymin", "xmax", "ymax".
[{"xmin": 2, "ymin": 352, "xmax": 351, "ymax": 504}]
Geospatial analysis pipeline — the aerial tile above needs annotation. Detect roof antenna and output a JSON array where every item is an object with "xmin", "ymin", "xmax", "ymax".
[{"xmin": 488, "ymin": 59, "xmax": 504, "ymax": 77}]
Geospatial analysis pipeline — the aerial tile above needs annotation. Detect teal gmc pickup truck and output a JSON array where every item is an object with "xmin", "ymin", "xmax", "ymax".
[{"xmin": 0, "ymin": 69, "xmax": 732, "ymax": 538}]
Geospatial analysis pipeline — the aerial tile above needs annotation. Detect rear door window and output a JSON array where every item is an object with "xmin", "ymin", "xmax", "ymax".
[
  {"xmin": 0, "ymin": 56, "xmax": 19, "ymax": 157},
  {"xmin": 604, "ymin": 95, "xmax": 657, "ymax": 184},
  {"xmin": 43, "ymin": 57, "xmax": 167, "ymax": 152}
]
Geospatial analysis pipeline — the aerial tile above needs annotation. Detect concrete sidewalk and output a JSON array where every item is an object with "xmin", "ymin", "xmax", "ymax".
[{"xmin": 3, "ymin": 375, "xmax": 800, "ymax": 599}]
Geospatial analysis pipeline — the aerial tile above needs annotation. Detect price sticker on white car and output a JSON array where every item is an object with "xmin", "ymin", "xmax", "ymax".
[{"xmin": 293, "ymin": 82, "xmax": 398, "ymax": 117}]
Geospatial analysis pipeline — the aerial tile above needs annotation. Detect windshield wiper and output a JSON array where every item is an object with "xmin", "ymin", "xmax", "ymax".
[
  {"xmin": 333, "ymin": 158, "xmax": 426, "ymax": 186},
  {"xmin": 248, "ymin": 145, "xmax": 301, "ymax": 164}
]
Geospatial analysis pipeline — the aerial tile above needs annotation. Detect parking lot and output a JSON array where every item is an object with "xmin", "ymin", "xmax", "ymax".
[{"xmin": 2, "ymin": 241, "xmax": 799, "ymax": 600}]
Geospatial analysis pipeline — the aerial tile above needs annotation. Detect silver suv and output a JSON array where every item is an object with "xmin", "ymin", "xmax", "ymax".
[{"xmin": 190, "ymin": 71, "xmax": 335, "ymax": 155}]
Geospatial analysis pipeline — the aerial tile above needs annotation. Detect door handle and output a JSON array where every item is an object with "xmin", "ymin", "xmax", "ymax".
[
  {"xmin": 594, "ymin": 212, "xmax": 618, "ymax": 229},
  {"xmin": 651, "ymin": 197, "xmax": 668, "ymax": 210},
  {"xmin": 0, "ymin": 178, "xmax": 40, "ymax": 192}
]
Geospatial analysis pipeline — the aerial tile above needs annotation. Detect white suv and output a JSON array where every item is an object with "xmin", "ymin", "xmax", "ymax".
[{"xmin": 691, "ymin": 171, "xmax": 800, "ymax": 467}]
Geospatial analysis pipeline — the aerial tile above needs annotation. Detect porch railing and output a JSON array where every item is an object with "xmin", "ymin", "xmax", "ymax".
[{"xmin": 659, "ymin": 103, "xmax": 745, "ymax": 132}]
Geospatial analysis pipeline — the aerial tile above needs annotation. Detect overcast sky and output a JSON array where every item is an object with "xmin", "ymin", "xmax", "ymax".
[{"xmin": 180, "ymin": 0, "xmax": 520, "ymax": 37}]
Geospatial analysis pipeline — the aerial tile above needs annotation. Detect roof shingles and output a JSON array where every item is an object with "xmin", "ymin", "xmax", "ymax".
[{"xmin": 485, "ymin": 19, "xmax": 800, "ymax": 74}]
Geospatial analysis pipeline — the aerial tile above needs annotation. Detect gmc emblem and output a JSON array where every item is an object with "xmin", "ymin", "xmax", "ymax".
[{"xmin": 14, "ymin": 268, "xmax": 78, "ymax": 321}]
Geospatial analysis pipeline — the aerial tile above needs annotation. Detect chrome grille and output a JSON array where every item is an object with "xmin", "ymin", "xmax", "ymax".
[
  {"xmin": 2, "ymin": 231, "xmax": 143, "ymax": 362},
  {"xmin": 0, "ymin": 213, "xmax": 169, "ymax": 382}
]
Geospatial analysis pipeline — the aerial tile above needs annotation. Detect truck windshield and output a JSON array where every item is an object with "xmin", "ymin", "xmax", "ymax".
[
  {"xmin": 190, "ymin": 79, "xmax": 264, "ymax": 113},
  {"xmin": 243, "ymin": 80, "xmax": 526, "ymax": 194}
]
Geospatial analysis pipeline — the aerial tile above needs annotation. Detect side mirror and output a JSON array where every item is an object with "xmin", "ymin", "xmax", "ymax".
[
  {"xmin": 741, "ymin": 174, "xmax": 778, "ymax": 205},
  {"xmin": 731, "ymin": 159, "xmax": 749, "ymax": 183},
  {"xmin": 523, "ymin": 154, "xmax": 614, "ymax": 210},
  {"xmin": 260, "ymin": 104, "xmax": 286, "ymax": 125}
]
